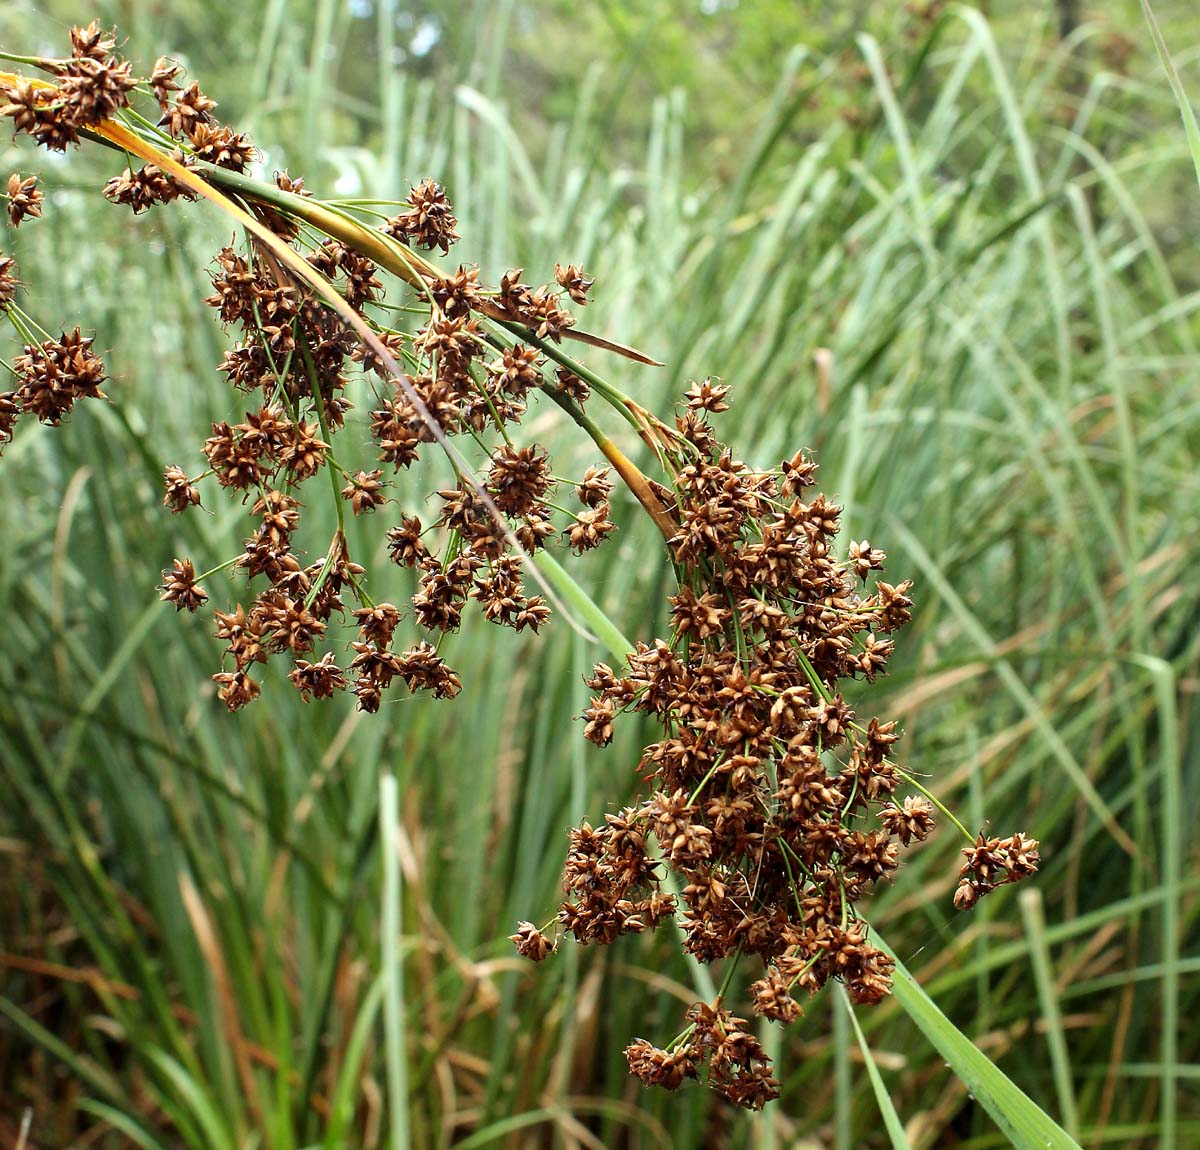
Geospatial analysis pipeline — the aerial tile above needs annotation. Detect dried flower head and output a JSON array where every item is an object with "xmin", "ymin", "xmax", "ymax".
[
  {"xmin": 341, "ymin": 469, "xmax": 388, "ymax": 515},
  {"xmin": 0, "ymin": 391, "xmax": 20, "ymax": 455},
  {"xmin": 149, "ymin": 57, "xmax": 181, "ymax": 107},
  {"xmin": 160, "ymin": 558, "xmax": 208, "ymax": 612},
  {"xmin": 289, "ymin": 652, "xmax": 347, "ymax": 701},
  {"xmin": 383, "ymin": 179, "xmax": 460, "ymax": 253},
  {"xmin": 162, "ymin": 465, "xmax": 201, "ymax": 513},
  {"xmin": 6, "ymin": 173, "xmax": 43, "ymax": 226},
  {"xmin": 0, "ymin": 254, "xmax": 17, "ymax": 307},
  {"xmin": 158, "ymin": 81, "xmax": 217, "ymax": 137},
  {"xmin": 13, "ymin": 328, "xmax": 107, "ymax": 425},
  {"xmin": 554, "ymin": 262, "xmax": 594, "ymax": 305},
  {"xmin": 509, "ymin": 921, "xmax": 556, "ymax": 962}
]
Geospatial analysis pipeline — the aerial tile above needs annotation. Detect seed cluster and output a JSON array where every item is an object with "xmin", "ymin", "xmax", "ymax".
[
  {"xmin": 180, "ymin": 214, "xmax": 620, "ymax": 710},
  {"xmin": 1, "ymin": 22, "xmax": 618, "ymax": 714},
  {"xmin": 167, "ymin": 219, "xmax": 617, "ymax": 711},
  {"xmin": 1, "ymin": 23, "xmax": 1041, "ymax": 1112},
  {"xmin": 0, "ymin": 23, "xmax": 135, "ymax": 152},
  {"xmin": 0, "ymin": 233, "xmax": 107, "ymax": 448},
  {"xmin": 512, "ymin": 392, "xmax": 1039, "ymax": 1108}
]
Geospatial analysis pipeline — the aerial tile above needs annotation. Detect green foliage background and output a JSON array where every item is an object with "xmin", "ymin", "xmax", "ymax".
[{"xmin": 0, "ymin": 1, "xmax": 1198, "ymax": 1147}]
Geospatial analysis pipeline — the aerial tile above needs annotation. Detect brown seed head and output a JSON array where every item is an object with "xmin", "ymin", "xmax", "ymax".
[
  {"xmin": 162, "ymin": 465, "xmax": 201, "ymax": 513},
  {"xmin": 289, "ymin": 652, "xmax": 347, "ymax": 701},
  {"xmin": 554, "ymin": 262, "xmax": 593, "ymax": 305},
  {"xmin": 160, "ymin": 558, "xmax": 208, "ymax": 612},
  {"xmin": 158, "ymin": 80, "xmax": 217, "ymax": 137},
  {"xmin": 383, "ymin": 179, "xmax": 459, "ymax": 253},
  {"xmin": 510, "ymin": 921, "xmax": 556, "ymax": 962},
  {"xmin": 341, "ymin": 469, "xmax": 388, "ymax": 515},
  {"xmin": 685, "ymin": 378, "xmax": 730, "ymax": 413},
  {"xmin": 212, "ymin": 669, "xmax": 260, "ymax": 711},
  {"xmin": 0, "ymin": 254, "xmax": 18, "ymax": 307},
  {"xmin": 6, "ymin": 174, "xmax": 43, "ymax": 227},
  {"xmin": 150, "ymin": 57, "xmax": 182, "ymax": 107}
]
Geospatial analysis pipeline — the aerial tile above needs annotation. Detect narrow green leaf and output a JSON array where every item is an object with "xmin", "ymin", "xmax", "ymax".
[
  {"xmin": 380, "ymin": 772, "xmax": 410, "ymax": 1150},
  {"xmin": 1019, "ymin": 888, "xmax": 1079, "ymax": 1138},
  {"xmin": 531, "ymin": 550, "xmax": 634, "ymax": 662},
  {"xmin": 841, "ymin": 988, "xmax": 911, "ymax": 1150},
  {"xmin": 324, "ymin": 976, "xmax": 387, "ymax": 1150},
  {"xmin": 75, "ymin": 1101, "xmax": 170, "ymax": 1150},
  {"xmin": 144, "ymin": 1049, "xmax": 236, "ymax": 1150},
  {"xmin": 1140, "ymin": 0, "xmax": 1200, "ymax": 190},
  {"xmin": 877, "ymin": 936, "xmax": 1083, "ymax": 1150}
]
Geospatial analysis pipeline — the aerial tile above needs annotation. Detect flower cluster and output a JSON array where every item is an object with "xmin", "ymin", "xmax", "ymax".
[
  {"xmin": 170, "ymin": 226, "xmax": 616, "ymax": 711},
  {"xmin": 0, "ymin": 239, "xmax": 107, "ymax": 451},
  {"xmin": 0, "ymin": 23, "xmax": 1042, "ymax": 1112},
  {"xmin": 104, "ymin": 52, "xmax": 248, "ymax": 213},
  {"xmin": 513, "ymin": 389, "xmax": 1039, "ymax": 1108},
  {"xmin": 6, "ymin": 173, "xmax": 42, "ymax": 227},
  {"xmin": 166, "ymin": 229, "xmax": 619, "ymax": 710},
  {"xmin": 0, "ymin": 33, "xmax": 126, "ymax": 457},
  {"xmin": 1, "ymin": 23, "xmax": 626, "ymax": 714},
  {"xmin": 954, "ymin": 831, "xmax": 1041, "ymax": 908},
  {"xmin": 0, "ymin": 22, "xmax": 135, "ymax": 151}
]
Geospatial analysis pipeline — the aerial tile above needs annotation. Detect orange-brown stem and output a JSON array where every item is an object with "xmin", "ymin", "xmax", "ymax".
[{"xmin": 596, "ymin": 436, "xmax": 677, "ymax": 542}]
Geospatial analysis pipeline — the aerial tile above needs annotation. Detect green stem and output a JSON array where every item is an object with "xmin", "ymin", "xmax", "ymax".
[
  {"xmin": 296, "ymin": 329, "xmax": 345, "ymax": 536},
  {"xmin": 0, "ymin": 51, "xmax": 60, "ymax": 70},
  {"xmin": 715, "ymin": 947, "xmax": 743, "ymax": 1004},
  {"xmin": 195, "ymin": 555, "xmax": 243, "ymax": 582},
  {"xmin": 687, "ymin": 752, "xmax": 728, "ymax": 806}
]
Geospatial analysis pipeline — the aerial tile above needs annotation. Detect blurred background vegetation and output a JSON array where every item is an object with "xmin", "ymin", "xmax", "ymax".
[{"xmin": 1, "ymin": 1, "xmax": 1198, "ymax": 1147}]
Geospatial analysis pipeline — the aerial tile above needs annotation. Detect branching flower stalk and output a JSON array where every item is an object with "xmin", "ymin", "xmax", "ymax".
[{"xmin": 0, "ymin": 22, "xmax": 1040, "ymax": 1112}]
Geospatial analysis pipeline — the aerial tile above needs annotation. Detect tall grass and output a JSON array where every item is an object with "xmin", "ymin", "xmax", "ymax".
[{"xmin": 1, "ymin": 3, "xmax": 1197, "ymax": 1147}]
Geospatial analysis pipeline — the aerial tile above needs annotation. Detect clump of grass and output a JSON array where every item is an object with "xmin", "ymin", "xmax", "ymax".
[
  {"xmin": 1, "ymin": 5, "xmax": 1196, "ymax": 1148},
  {"xmin": 0, "ymin": 12, "xmax": 1047, "ymax": 1125}
]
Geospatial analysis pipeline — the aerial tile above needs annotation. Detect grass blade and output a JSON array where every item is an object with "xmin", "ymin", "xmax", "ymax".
[
  {"xmin": 1140, "ymin": 0, "xmax": 1200, "ymax": 189},
  {"xmin": 841, "ymin": 987, "xmax": 910, "ymax": 1150},
  {"xmin": 381, "ymin": 772, "xmax": 410, "ymax": 1150},
  {"xmin": 877, "ymin": 936, "xmax": 1083, "ymax": 1150},
  {"xmin": 1019, "ymin": 888, "xmax": 1079, "ymax": 1139}
]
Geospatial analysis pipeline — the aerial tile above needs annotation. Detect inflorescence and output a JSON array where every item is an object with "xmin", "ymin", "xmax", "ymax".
[
  {"xmin": 511, "ymin": 405, "xmax": 1038, "ymax": 1107},
  {"xmin": 1, "ymin": 21, "xmax": 1039, "ymax": 1112}
]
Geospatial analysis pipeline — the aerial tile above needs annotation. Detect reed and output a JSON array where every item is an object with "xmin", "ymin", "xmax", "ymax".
[{"xmin": 0, "ymin": 5, "xmax": 1195, "ymax": 1147}]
